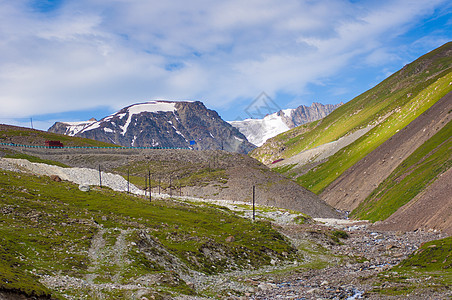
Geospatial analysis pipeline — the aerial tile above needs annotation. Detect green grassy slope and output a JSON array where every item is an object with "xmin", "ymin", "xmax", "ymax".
[
  {"xmin": 0, "ymin": 124, "xmax": 118, "ymax": 148},
  {"xmin": 350, "ymin": 120, "xmax": 451, "ymax": 221},
  {"xmin": 251, "ymin": 42, "xmax": 452, "ymax": 193},
  {"xmin": 297, "ymin": 72, "xmax": 451, "ymax": 193},
  {"xmin": 0, "ymin": 169, "xmax": 297, "ymax": 298},
  {"xmin": 370, "ymin": 236, "xmax": 452, "ymax": 297}
]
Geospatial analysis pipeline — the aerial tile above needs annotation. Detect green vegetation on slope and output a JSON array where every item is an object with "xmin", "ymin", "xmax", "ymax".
[
  {"xmin": 0, "ymin": 169, "xmax": 297, "ymax": 298},
  {"xmin": 297, "ymin": 72, "xmax": 452, "ymax": 193},
  {"xmin": 113, "ymin": 154, "xmax": 230, "ymax": 189},
  {"xmin": 350, "ymin": 119, "xmax": 452, "ymax": 221},
  {"xmin": 252, "ymin": 42, "xmax": 452, "ymax": 165},
  {"xmin": 371, "ymin": 236, "xmax": 452, "ymax": 296},
  {"xmin": 0, "ymin": 124, "xmax": 119, "ymax": 148},
  {"xmin": 0, "ymin": 237, "xmax": 52, "ymax": 297}
]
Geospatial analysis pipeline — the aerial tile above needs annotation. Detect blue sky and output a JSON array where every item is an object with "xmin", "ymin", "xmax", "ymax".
[{"xmin": 0, "ymin": 0, "xmax": 451, "ymax": 130}]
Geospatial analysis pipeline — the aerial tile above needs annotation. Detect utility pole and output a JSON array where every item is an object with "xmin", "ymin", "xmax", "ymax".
[
  {"xmin": 252, "ymin": 185, "xmax": 255, "ymax": 221},
  {"xmin": 98, "ymin": 165, "xmax": 102, "ymax": 188},
  {"xmin": 148, "ymin": 170, "xmax": 151, "ymax": 202},
  {"xmin": 127, "ymin": 168, "xmax": 130, "ymax": 194}
]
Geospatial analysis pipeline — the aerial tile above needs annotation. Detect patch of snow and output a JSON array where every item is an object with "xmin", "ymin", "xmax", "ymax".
[
  {"xmin": 209, "ymin": 132, "xmax": 215, "ymax": 138},
  {"xmin": 131, "ymin": 135, "xmax": 137, "ymax": 146},
  {"xmin": 281, "ymin": 108, "xmax": 294, "ymax": 118},
  {"xmin": 230, "ymin": 113, "xmax": 289, "ymax": 146},
  {"xmin": 103, "ymin": 127, "xmax": 114, "ymax": 133},
  {"xmin": 79, "ymin": 121, "xmax": 101, "ymax": 133},
  {"xmin": 103, "ymin": 115, "xmax": 114, "ymax": 122},
  {"xmin": 121, "ymin": 101, "xmax": 177, "ymax": 135},
  {"xmin": 175, "ymin": 130, "xmax": 184, "ymax": 137},
  {"xmin": 61, "ymin": 121, "xmax": 96, "ymax": 136}
]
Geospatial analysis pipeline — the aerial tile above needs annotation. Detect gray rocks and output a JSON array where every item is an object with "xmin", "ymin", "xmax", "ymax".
[
  {"xmin": 225, "ymin": 236, "xmax": 235, "ymax": 243},
  {"xmin": 50, "ymin": 174, "xmax": 62, "ymax": 182},
  {"xmin": 78, "ymin": 184, "xmax": 90, "ymax": 192}
]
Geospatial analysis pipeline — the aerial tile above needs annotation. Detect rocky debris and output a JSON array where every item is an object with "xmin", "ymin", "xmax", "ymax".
[
  {"xmin": 1, "ymin": 157, "xmax": 144, "ymax": 195},
  {"xmin": 25, "ymin": 218, "xmax": 450, "ymax": 300},
  {"xmin": 225, "ymin": 236, "xmax": 235, "ymax": 243},
  {"xmin": 78, "ymin": 184, "xmax": 90, "ymax": 192},
  {"xmin": 0, "ymin": 158, "xmax": 23, "ymax": 172},
  {"xmin": 253, "ymin": 223, "xmax": 447, "ymax": 300},
  {"xmin": 50, "ymin": 174, "xmax": 62, "ymax": 182},
  {"xmin": 1, "ymin": 157, "xmax": 449, "ymax": 299},
  {"xmin": 372, "ymin": 166, "xmax": 452, "ymax": 236},
  {"xmin": 0, "ymin": 148, "xmax": 341, "ymax": 218}
]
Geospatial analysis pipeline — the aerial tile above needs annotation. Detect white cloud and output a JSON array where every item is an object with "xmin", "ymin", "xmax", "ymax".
[{"xmin": 0, "ymin": 0, "xmax": 450, "ymax": 121}]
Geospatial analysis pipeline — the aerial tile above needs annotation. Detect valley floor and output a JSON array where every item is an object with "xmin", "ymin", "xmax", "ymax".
[
  {"xmin": 0, "ymin": 157, "xmax": 450, "ymax": 299},
  {"xmin": 252, "ymin": 222, "xmax": 447, "ymax": 299}
]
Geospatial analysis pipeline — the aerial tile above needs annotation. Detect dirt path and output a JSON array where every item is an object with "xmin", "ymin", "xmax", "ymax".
[{"xmin": 86, "ymin": 228, "xmax": 106, "ymax": 283}]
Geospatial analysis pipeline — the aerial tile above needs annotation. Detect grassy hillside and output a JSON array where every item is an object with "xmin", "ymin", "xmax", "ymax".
[
  {"xmin": 0, "ymin": 169, "xmax": 298, "ymax": 299},
  {"xmin": 350, "ymin": 120, "xmax": 451, "ymax": 221},
  {"xmin": 0, "ymin": 124, "xmax": 119, "ymax": 148},
  {"xmin": 252, "ymin": 42, "xmax": 452, "ymax": 193},
  {"xmin": 297, "ymin": 72, "xmax": 451, "ymax": 194},
  {"xmin": 370, "ymin": 236, "xmax": 452, "ymax": 297}
]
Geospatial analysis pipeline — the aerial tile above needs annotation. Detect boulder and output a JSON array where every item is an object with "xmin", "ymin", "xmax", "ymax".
[
  {"xmin": 50, "ymin": 175, "xmax": 62, "ymax": 182},
  {"xmin": 79, "ymin": 184, "xmax": 90, "ymax": 192}
]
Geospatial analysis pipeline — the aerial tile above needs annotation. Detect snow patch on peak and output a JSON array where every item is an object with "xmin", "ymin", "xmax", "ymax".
[
  {"xmin": 127, "ymin": 101, "xmax": 177, "ymax": 115},
  {"xmin": 281, "ymin": 109, "xmax": 294, "ymax": 118},
  {"xmin": 61, "ymin": 120, "xmax": 97, "ymax": 136},
  {"xmin": 230, "ymin": 113, "xmax": 289, "ymax": 146},
  {"xmin": 120, "ymin": 101, "xmax": 177, "ymax": 136}
]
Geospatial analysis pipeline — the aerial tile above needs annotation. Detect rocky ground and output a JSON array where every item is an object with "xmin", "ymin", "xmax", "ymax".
[
  {"xmin": 0, "ymin": 147, "xmax": 340, "ymax": 218},
  {"xmin": 251, "ymin": 221, "xmax": 447, "ymax": 300},
  {"xmin": 0, "ymin": 157, "xmax": 449, "ymax": 299}
]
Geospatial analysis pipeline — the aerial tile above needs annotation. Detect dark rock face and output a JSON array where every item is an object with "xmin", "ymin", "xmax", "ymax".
[
  {"xmin": 48, "ymin": 101, "xmax": 256, "ymax": 154},
  {"xmin": 281, "ymin": 102, "xmax": 343, "ymax": 128}
]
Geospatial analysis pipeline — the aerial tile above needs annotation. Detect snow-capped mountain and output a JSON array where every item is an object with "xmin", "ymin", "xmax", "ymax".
[
  {"xmin": 48, "ymin": 101, "xmax": 255, "ymax": 154},
  {"xmin": 48, "ymin": 118, "xmax": 97, "ymax": 136},
  {"xmin": 229, "ymin": 102, "xmax": 342, "ymax": 146}
]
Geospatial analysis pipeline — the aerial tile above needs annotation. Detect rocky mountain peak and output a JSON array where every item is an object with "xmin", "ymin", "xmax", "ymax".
[
  {"xmin": 230, "ymin": 102, "xmax": 342, "ymax": 146},
  {"xmin": 48, "ymin": 100, "xmax": 256, "ymax": 154}
]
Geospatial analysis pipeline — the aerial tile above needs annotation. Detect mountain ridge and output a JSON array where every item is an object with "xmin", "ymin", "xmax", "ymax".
[
  {"xmin": 230, "ymin": 102, "xmax": 342, "ymax": 146},
  {"xmin": 252, "ymin": 42, "xmax": 452, "ymax": 165},
  {"xmin": 49, "ymin": 100, "xmax": 256, "ymax": 154},
  {"xmin": 252, "ymin": 41, "xmax": 452, "ymax": 234}
]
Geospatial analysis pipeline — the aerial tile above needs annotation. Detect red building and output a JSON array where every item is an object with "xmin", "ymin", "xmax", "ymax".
[{"xmin": 45, "ymin": 140, "xmax": 64, "ymax": 147}]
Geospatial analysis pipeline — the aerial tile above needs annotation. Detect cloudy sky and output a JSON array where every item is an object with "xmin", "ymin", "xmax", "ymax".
[{"xmin": 1, "ymin": 0, "xmax": 451, "ymax": 130}]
